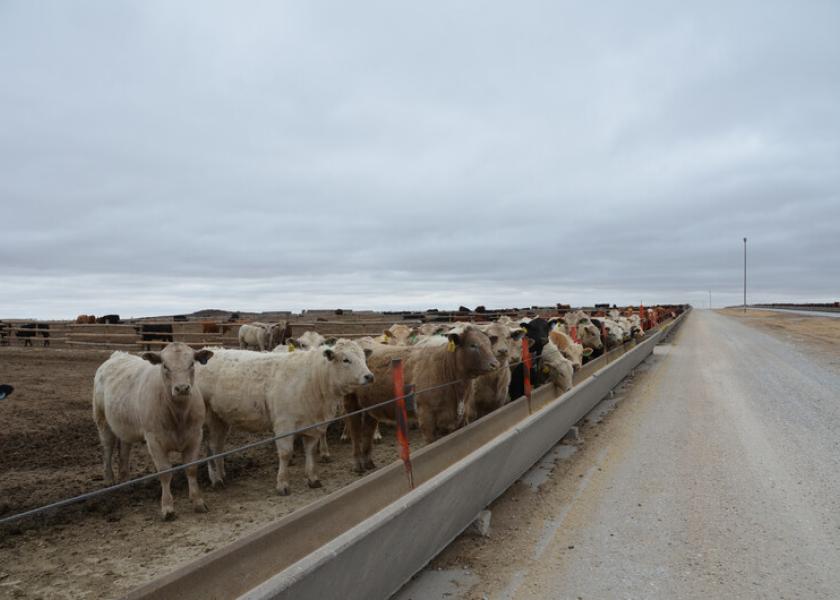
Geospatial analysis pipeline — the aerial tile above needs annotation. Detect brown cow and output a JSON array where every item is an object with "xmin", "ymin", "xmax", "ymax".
[{"xmin": 344, "ymin": 325, "xmax": 499, "ymax": 473}]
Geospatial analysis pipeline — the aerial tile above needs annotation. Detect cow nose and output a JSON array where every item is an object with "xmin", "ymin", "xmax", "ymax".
[
  {"xmin": 489, "ymin": 360, "xmax": 500, "ymax": 370},
  {"xmin": 174, "ymin": 384, "xmax": 191, "ymax": 395},
  {"xmin": 364, "ymin": 373, "xmax": 374, "ymax": 383}
]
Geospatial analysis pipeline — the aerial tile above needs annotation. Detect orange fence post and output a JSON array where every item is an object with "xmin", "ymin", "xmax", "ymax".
[
  {"xmin": 570, "ymin": 325, "xmax": 579, "ymax": 343},
  {"xmin": 391, "ymin": 358, "xmax": 414, "ymax": 489},
  {"xmin": 521, "ymin": 337, "xmax": 532, "ymax": 414}
]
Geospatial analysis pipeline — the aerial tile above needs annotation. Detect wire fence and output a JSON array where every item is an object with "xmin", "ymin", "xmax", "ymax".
[{"xmin": 0, "ymin": 342, "xmax": 562, "ymax": 526}]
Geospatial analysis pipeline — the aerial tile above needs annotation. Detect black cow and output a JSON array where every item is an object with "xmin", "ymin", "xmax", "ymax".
[
  {"xmin": 508, "ymin": 317, "xmax": 551, "ymax": 400},
  {"xmin": 141, "ymin": 323, "xmax": 173, "ymax": 342},
  {"xmin": 0, "ymin": 384, "xmax": 13, "ymax": 400}
]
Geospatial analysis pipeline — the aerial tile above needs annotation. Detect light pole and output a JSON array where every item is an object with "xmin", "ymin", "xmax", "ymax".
[{"xmin": 743, "ymin": 237, "xmax": 747, "ymax": 312}]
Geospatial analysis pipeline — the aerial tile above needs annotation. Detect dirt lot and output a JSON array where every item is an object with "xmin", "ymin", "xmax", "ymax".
[
  {"xmin": 0, "ymin": 346, "xmax": 418, "ymax": 600},
  {"xmin": 717, "ymin": 308, "xmax": 840, "ymax": 366}
]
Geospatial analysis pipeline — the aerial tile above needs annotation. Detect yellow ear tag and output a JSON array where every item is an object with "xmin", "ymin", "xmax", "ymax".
[
  {"xmin": 542, "ymin": 366, "xmax": 550, "ymax": 374},
  {"xmin": 287, "ymin": 343, "xmax": 295, "ymax": 352},
  {"xmin": 447, "ymin": 340, "xmax": 456, "ymax": 352}
]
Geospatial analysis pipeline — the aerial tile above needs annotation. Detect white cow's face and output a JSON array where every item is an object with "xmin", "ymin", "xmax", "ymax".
[
  {"xmin": 578, "ymin": 321, "xmax": 603, "ymax": 350},
  {"xmin": 143, "ymin": 343, "xmax": 213, "ymax": 398},
  {"xmin": 324, "ymin": 340, "xmax": 374, "ymax": 391},
  {"xmin": 291, "ymin": 331, "xmax": 328, "ymax": 351}
]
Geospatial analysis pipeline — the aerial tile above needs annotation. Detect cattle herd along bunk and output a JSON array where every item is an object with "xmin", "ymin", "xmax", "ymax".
[{"xmin": 0, "ymin": 304, "xmax": 685, "ymax": 525}]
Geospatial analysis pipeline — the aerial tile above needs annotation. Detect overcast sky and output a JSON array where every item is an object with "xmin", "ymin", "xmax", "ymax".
[{"xmin": 1, "ymin": 1, "xmax": 838, "ymax": 318}]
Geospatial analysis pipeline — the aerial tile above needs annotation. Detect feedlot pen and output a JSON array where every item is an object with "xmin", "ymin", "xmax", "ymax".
[{"xmin": 0, "ymin": 346, "xmax": 424, "ymax": 600}]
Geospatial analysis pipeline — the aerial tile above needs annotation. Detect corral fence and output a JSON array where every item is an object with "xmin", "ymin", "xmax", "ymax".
[{"xmin": 0, "ymin": 304, "xmax": 679, "ymax": 351}]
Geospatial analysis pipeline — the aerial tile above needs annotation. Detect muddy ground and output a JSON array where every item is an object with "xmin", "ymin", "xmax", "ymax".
[{"xmin": 0, "ymin": 346, "xmax": 418, "ymax": 600}]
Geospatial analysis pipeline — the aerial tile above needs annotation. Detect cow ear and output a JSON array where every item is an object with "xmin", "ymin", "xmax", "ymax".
[
  {"xmin": 447, "ymin": 331, "xmax": 462, "ymax": 346},
  {"xmin": 324, "ymin": 337, "xmax": 337, "ymax": 347},
  {"xmin": 194, "ymin": 349, "xmax": 214, "ymax": 365},
  {"xmin": 363, "ymin": 348, "xmax": 373, "ymax": 359},
  {"xmin": 323, "ymin": 348, "xmax": 335, "ymax": 361},
  {"xmin": 382, "ymin": 329, "xmax": 393, "ymax": 338},
  {"xmin": 509, "ymin": 328, "xmax": 524, "ymax": 341},
  {"xmin": 288, "ymin": 338, "xmax": 301, "ymax": 349},
  {"xmin": 142, "ymin": 352, "xmax": 162, "ymax": 365}
]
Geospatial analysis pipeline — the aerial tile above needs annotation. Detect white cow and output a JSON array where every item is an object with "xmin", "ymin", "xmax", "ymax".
[
  {"xmin": 92, "ymin": 343, "xmax": 214, "ymax": 520},
  {"xmin": 198, "ymin": 340, "xmax": 374, "ymax": 495},
  {"xmin": 238, "ymin": 323, "xmax": 272, "ymax": 351}
]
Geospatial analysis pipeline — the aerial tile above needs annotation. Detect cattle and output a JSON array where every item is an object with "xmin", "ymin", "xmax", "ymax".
[
  {"xmin": 141, "ymin": 323, "xmax": 174, "ymax": 345},
  {"xmin": 16, "ymin": 323, "xmax": 50, "ymax": 347},
  {"xmin": 0, "ymin": 384, "xmax": 13, "ymax": 400},
  {"xmin": 92, "ymin": 343, "xmax": 214, "ymax": 520},
  {"xmin": 96, "ymin": 314, "xmax": 121, "ymax": 324},
  {"xmin": 548, "ymin": 328, "xmax": 584, "ymax": 371},
  {"xmin": 201, "ymin": 321, "xmax": 220, "ymax": 334},
  {"xmin": 590, "ymin": 318, "xmax": 623, "ymax": 350},
  {"xmin": 539, "ymin": 340, "xmax": 575, "ymax": 393},
  {"xmin": 467, "ymin": 324, "xmax": 525, "ymax": 421},
  {"xmin": 563, "ymin": 311, "xmax": 603, "ymax": 355},
  {"xmin": 238, "ymin": 323, "xmax": 272, "ymax": 351},
  {"xmin": 198, "ymin": 340, "xmax": 374, "ymax": 494},
  {"xmin": 344, "ymin": 325, "xmax": 499, "ymax": 473},
  {"xmin": 76, "ymin": 314, "xmax": 96, "ymax": 324},
  {"xmin": 382, "ymin": 324, "xmax": 417, "ymax": 345}
]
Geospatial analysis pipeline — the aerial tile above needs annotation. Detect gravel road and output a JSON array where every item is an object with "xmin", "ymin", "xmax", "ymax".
[{"xmin": 400, "ymin": 309, "xmax": 840, "ymax": 599}]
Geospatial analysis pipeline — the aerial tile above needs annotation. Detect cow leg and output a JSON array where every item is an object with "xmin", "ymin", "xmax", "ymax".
[
  {"xmin": 340, "ymin": 421, "xmax": 350, "ymax": 442},
  {"xmin": 118, "ymin": 441, "xmax": 132, "ymax": 482},
  {"xmin": 359, "ymin": 414, "xmax": 378, "ymax": 471},
  {"xmin": 182, "ymin": 434, "xmax": 208, "ymax": 513},
  {"xmin": 97, "ymin": 425, "xmax": 117, "ymax": 485},
  {"xmin": 205, "ymin": 411, "xmax": 229, "ymax": 488},
  {"xmin": 273, "ymin": 435, "xmax": 294, "ymax": 495},
  {"xmin": 302, "ymin": 435, "xmax": 322, "ymax": 488},
  {"xmin": 372, "ymin": 423, "xmax": 383, "ymax": 443},
  {"xmin": 344, "ymin": 394, "xmax": 363, "ymax": 473},
  {"xmin": 417, "ymin": 407, "xmax": 437, "ymax": 443},
  {"xmin": 144, "ymin": 434, "xmax": 176, "ymax": 520},
  {"xmin": 318, "ymin": 432, "xmax": 331, "ymax": 463}
]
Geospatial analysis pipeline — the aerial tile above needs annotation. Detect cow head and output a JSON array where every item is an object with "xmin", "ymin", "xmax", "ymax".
[
  {"xmin": 539, "ymin": 342, "xmax": 574, "ymax": 393},
  {"xmin": 322, "ymin": 339, "xmax": 374, "ymax": 392},
  {"xmin": 289, "ymin": 330, "xmax": 327, "ymax": 351},
  {"xmin": 480, "ymin": 323, "xmax": 524, "ymax": 366},
  {"xmin": 142, "ymin": 342, "xmax": 213, "ymax": 398},
  {"xmin": 577, "ymin": 319, "xmax": 603, "ymax": 350},
  {"xmin": 448, "ymin": 326, "xmax": 499, "ymax": 377}
]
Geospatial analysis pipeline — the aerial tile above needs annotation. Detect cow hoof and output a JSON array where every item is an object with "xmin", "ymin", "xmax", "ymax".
[
  {"xmin": 353, "ymin": 465, "xmax": 366, "ymax": 475},
  {"xmin": 363, "ymin": 459, "xmax": 376, "ymax": 471},
  {"xmin": 276, "ymin": 485, "xmax": 290, "ymax": 496},
  {"xmin": 319, "ymin": 455, "xmax": 332, "ymax": 464},
  {"xmin": 307, "ymin": 479, "xmax": 322, "ymax": 489},
  {"xmin": 161, "ymin": 509, "xmax": 177, "ymax": 521},
  {"xmin": 193, "ymin": 500, "xmax": 209, "ymax": 513},
  {"xmin": 373, "ymin": 436, "xmax": 383, "ymax": 444},
  {"xmin": 211, "ymin": 479, "xmax": 225, "ymax": 489}
]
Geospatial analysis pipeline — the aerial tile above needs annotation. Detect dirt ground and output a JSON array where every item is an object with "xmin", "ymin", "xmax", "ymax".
[
  {"xmin": 0, "ymin": 346, "xmax": 419, "ymax": 600},
  {"xmin": 717, "ymin": 308, "xmax": 840, "ymax": 367}
]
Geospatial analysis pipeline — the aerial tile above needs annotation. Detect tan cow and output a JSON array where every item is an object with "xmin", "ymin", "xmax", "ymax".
[
  {"xmin": 198, "ymin": 340, "xmax": 373, "ymax": 495},
  {"xmin": 344, "ymin": 325, "xmax": 499, "ymax": 473},
  {"xmin": 540, "ymin": 340, "xmax": 575, "ymax": 393},
  {"xmin": 467, "ymin": 324, "xmax": 525, "ymax": 421},
  {"xmin": 92, "ymin": 343, "xmax": 214, "ymax": 520}
]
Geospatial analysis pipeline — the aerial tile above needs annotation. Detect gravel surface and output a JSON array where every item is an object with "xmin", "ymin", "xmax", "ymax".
[{"xmin": 404, "ymin": 309, "xmax": 840, "ymax": 599}]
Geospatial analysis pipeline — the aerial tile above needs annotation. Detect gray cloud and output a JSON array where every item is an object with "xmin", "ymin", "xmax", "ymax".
[{"xmin": 1, "ymin": 1, "xmax": 838, "ymax": 318}]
